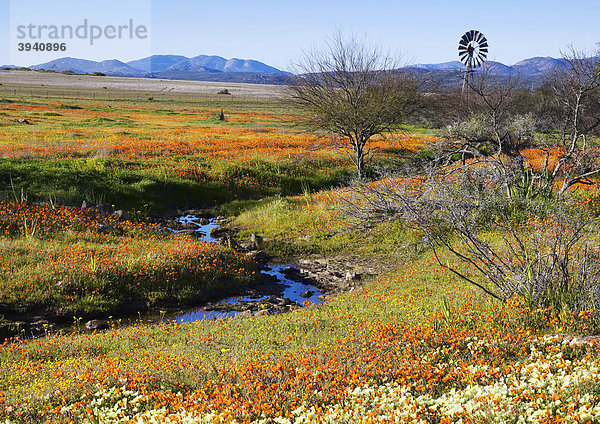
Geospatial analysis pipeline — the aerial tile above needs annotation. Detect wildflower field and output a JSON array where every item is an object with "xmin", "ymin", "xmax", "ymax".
[
  {"xmin": 1, "ymin": 87, "xmax": 600, "ymax": 424},
  {"xmin": 0, "ymin": 97, "xmax": 431, "ymax": 211}
]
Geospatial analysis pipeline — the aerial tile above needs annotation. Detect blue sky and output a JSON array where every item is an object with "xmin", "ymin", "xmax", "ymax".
[{"xmin": 1, "ymin": 0, "xmax": 599, "ymax": 69}]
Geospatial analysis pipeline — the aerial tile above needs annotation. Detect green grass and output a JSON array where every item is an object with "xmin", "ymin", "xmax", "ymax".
[
  {"xmin": 0, "ymin": 157, "xmax": 349, "ymax": 214},
  {"xmin": 233, "ymin": 194, "xmax": 420, "ymax": 259}
]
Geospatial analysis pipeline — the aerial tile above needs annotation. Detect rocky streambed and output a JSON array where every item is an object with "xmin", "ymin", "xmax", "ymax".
[{"xmin": 157, "ymin": 214, "xmax": 372, "ymax": 323}]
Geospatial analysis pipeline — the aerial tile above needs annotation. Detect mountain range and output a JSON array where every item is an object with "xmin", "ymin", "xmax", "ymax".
[
  {"xmin": 411, "ymin": 57, "xmax": 568, "ymax": 77},
  {"xmin": 3, "ymin": 54, "xmax": 283, "ymax": 79},
  {"xmin": 0, "ymin": 55, "xmax": 572, "ymax": 87}
]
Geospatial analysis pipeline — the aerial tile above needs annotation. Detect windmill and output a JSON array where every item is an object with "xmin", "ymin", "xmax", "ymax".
[{"xmin": 458, "ymin": 29, "xmax": 488, "ymax": 92}]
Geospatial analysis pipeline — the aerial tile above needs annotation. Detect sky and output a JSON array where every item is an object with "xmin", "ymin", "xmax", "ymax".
[{"xmin": 0, "ymin": 0, "xmax": 599, "ymax": 70}]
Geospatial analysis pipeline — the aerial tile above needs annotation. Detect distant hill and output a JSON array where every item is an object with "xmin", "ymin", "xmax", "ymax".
[
  {"xmin": 30, "ymin": 57, "xmax": 145, "ymax": 76},
  {"xmin": 412, "ymin": 57, "xmax": 565, "ymax": 77},
  {"xmin": 405, "ymin": 57, "xmax": 575, "ymax": 89},
  {"xmin": 17, "ymin": 54, "xmax": 290, "ymax": 84},
  {"xmin": 512, "ymin": 57, "xmax": 568, "ymax": 75},
  {"xmin": 413, "ymin": 61, "xmax": 464, "ymax": 71}
]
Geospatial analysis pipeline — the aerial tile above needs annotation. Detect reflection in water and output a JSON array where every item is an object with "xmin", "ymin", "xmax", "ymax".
[
  {"xmin": 174, "ymin": 215, "xmax": 221, "ymax": 243},
  {"xmin": 172, "ymin": 264, "xmax": 323, "ymax": 323}
]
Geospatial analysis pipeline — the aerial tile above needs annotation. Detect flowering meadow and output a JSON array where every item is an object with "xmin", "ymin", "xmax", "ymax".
[
  {"xmin": 2, "ymin": 252, "xmax": 600, "ymax": 423},
  {"xmin": 2, "ymin": 96, "xmax": 600, "ymax": 423},
  {"xmin": 0, "ymin": 100, "xmax": 437, "ymax": 209},
  {"xmin": 0, "ymin": 200, "xmax": 258, "ymax": 319}
]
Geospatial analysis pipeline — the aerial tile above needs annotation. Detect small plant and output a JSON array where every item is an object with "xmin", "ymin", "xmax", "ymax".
[
  {"xmin": 89, "ymin": 255, "xmax": 98, "ymax": 273},
  {"xmin": 73, "ymin": 316, "xmax": 82, "ymax": 332},
  {"xmin": 129, "ymin": 203, "xmax": 151, "ymax": 221},
  {"xmin": 301, "ymin": 181, "xmax": 313, "ymax": 206},
  {"xmin": 441, "ymin": 296, "xmax": 452, "ymax": 324}
]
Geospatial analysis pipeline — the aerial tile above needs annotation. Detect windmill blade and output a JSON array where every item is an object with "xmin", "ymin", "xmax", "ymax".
[{"xmin": 459, "ymin": 30, "xmax": 488, "ymax": 68}]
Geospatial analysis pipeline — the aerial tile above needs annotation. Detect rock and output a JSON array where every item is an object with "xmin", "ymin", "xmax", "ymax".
[
  {"xmin": 180, "ymin": 222, "xmax": 196, "ymax": 229},
  {"xmin": 112, "ymin": 209, "xmax": 130, "ymax": 220},
  {"xmin": 245, "ymin": 250, "xmax": 268, "ymax": 261},
  {"xmin": 218, "ymin": 237, "xmax": 239, "ymax": 249},
  {"xmin": 178, "ymin": 228, "xmax": 197, "ymax": 235},
  {"xmin": 32, "ymin": 319, "xmax": 51, "ymax": 327},
  {"xmin": 97, "ymin": 204, "xmax": 114, "ymax": 214},
  {"xmin": 235, "ymin": 310, "xmax": 253, "ymax": 319},
  {"xmin": 345, "ymin": 271, "xmax": 360, "ymax": 281},
  {"xmin": 251, "ymin": 233, "xmax": 264, "ymax": 247},
  {"xmin": 85, "ymin": 319, "xmax": 105, "ymax": 331},
  {"xmin": 210, "ymin": 227, "xmax": 230, "ymax": 239},
  {"xmin": 300, "ymin": 291, "xmax": 313, "ymax": 299},
  {"xmin": 283, "ymin": 266, "xmax": 299, "ymax": 275},
  {"xmin": 17, "ymin": 118, "xmax": 31, "ymax": 124},
  {"xmin": 199, "ymin": 218, "xmax": 210, "ymax": 225},
  {"xmin": 96, "ymin": 223, "xmax": 113, "ymax": 234},
  {"xmin": 254, "ymin": 309, "xmax": 272, "ymax": 316},
  {"xmin": 239, "ymin": 241, "xmax": 256, "ymax": 251},
  {"xmin": 81, "ymin": 200, "xmax": 96, "ymax": 209}
]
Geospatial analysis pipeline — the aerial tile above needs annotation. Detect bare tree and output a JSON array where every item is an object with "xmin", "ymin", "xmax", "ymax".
[
  {"xmin": 287, "ymin": 32, "xmax": 421, "ymax": 179},
  {"xmin": 538, "ymin": 47, "xmax": 600, "ymax": 195}
]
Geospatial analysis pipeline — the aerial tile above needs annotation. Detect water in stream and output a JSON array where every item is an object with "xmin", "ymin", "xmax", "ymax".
[{"xmin": 166, "ymin": 216, "xmax": 323, "ymax": 323}]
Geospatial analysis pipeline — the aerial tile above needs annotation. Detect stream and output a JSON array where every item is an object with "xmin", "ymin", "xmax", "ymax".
[{"xmin": 164, "ymin": 215, "xmax": 324, "ymax": 323}]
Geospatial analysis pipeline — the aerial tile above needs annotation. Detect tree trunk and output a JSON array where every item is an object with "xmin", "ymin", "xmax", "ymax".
[{"xmin": 355, "ymin": 141, "xmax": 365, "ymax": 180}]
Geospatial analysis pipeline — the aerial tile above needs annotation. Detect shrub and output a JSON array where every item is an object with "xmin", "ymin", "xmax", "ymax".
[{"xmin": 344, "ymin": 168, "xmax": 600, "ymax": 318}]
